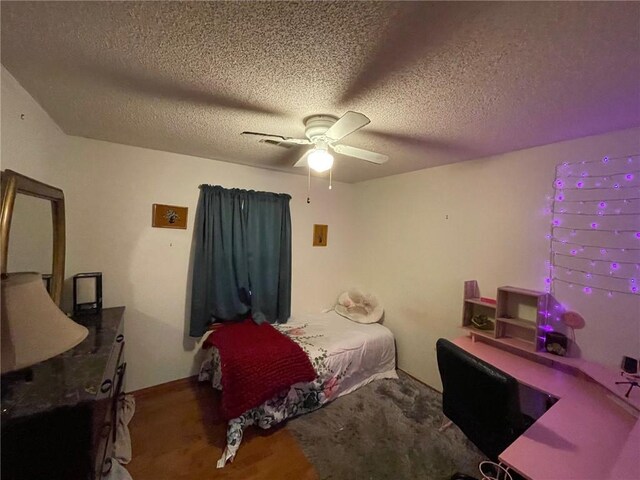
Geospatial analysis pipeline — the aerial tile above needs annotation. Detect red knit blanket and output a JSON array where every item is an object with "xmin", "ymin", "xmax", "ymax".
[{"xmin": 203, "ymin": 319, "xmax": 317, "ymax": 420}]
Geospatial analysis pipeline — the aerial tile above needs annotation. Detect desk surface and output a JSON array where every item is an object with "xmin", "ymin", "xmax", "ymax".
[{"xmin": 453, "ymin": 337, "xmax": 639, "ymax": 480}]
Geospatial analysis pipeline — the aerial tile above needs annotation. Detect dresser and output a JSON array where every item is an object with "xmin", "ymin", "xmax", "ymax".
[{"xmin": 1, "ymin": 307, "xmax": 126, "ymax": 480}]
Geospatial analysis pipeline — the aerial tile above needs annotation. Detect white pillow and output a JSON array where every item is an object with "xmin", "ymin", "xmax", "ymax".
[{"xmin": 334, "ymin": 289, "xmax": 383, "ymax": 324}]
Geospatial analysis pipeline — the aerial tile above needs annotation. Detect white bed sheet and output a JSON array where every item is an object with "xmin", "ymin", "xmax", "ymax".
[{"xmin": 284, "ymin": 311, "xmax": 398, "ymax": 399}]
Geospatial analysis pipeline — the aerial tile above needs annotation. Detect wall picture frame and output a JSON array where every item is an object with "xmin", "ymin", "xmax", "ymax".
[
  {"xmin": 152, "ymin": 203, "xmax": 188, "ymax": 229},
  {"xmin": 313, "ymin": 224, "xmax": 328, "ymax": 246}
]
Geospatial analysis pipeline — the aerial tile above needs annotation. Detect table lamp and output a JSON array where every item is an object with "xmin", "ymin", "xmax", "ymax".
[{"xmin": 1, "ymin": 272, "xmax": 89, "ymax": 374}]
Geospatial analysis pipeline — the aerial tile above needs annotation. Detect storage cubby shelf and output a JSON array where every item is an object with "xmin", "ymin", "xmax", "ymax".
[
  {"xmin": 465, "ymin": 298, "xmax": 497, "ymax": 308},
  {"xmin": 496, "ymin": 316, "xmax": 537, "ymax": 330},
  {"xmin": 497, "ymin": 286, "xmax": 546, "ymax": 297},
  {"xmin": 461, "ymin": 325, "xmax": 495, "ymax": 337},
  {"xmin": 462, "ymin": 280, "xmax": 555, "ymax": 353}
]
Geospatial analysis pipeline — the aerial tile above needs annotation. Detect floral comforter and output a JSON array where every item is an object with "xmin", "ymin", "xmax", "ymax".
[{"xmin": 198, "ymin": 311, "xmax": 397, "ymax": 467}]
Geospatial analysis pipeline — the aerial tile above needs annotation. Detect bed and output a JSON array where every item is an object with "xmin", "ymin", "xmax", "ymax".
[{"xmin": 198, "ymin": 310, "xmax": 398, "ymax": 467}]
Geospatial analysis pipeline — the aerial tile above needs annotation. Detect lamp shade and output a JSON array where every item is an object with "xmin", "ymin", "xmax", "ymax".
[{"xmin": 1, "ymin": 272, "xmax": 88, "ymax": 374}]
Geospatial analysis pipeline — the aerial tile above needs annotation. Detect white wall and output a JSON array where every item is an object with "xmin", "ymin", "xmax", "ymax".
[
  {"xmin": 1, "ymin": 67, "xmax": 357, "ymax": 391},
  {"xmin": 3, "ymin": 65, "xmax": 638, "ymax": 394},
  {"xmin": 353, "ymin": 128, "xmax": 640, "ymax": 390},
  {"xmin": 0, "ymin": 67, "xmax": 68, "ymax": 176}
]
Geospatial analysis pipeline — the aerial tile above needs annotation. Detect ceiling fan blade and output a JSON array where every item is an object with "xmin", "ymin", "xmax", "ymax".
[
  {"xmin": 292, "ymin": 150, "xmax": 311, "ymax": 168},
  {"xmin": 242, "ymin": 131, "xmax": 285, "ymax": 141},
  {"xmin": 241, "ymin": 131, "xmax": 311, "ymax": 145},
  {"xmin": 332, "ymin": 144, "xmax": 388, "ymax": 164},
  {"xmin": 324, "ymin": 111, "xmax": 370, "ymax": 142},
  {"xmin": 281, "ymin": 138, "xmax": 312, "ymax": 145}
]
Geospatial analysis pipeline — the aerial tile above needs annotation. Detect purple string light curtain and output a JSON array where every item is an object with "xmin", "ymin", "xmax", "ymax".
[{"xmin": 548, "ymin": 154, "xmax": 640, "ymax": 297}]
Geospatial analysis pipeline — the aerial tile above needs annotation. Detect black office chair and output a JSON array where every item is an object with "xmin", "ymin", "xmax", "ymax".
[{"xmin": 436, "ymin": 338, "xmax": 532, "ymax": 480}]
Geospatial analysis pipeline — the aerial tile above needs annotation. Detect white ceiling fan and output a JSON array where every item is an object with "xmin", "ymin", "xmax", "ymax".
[{"xmin": 241, "ymin": 111, "xmax": 389, "ymax": 172}]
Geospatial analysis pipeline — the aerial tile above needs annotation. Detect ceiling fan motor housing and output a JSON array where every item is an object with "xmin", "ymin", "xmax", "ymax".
[{"xmin": 304, "ymin": 115, "xmax": 338, "ymax": 142}]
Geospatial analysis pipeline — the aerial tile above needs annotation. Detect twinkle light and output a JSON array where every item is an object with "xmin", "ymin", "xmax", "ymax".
[
  {"xmin": 550, "ymin": 238, "xmax": 640, "ymax": 251},
  {"xmin": 555, "ymin": 264, "xmax": 631, "ymax": 280},
  {"xmin": 557, "ymin": 197, "xmax": 640, "ymax": 204},
  {"xmin": 548, "ymin": 152, "xmax": 640, "ymax": 297},
  {"xmin": 553, "ymin": 277, "xmax": 638, "ymax": 296},
  {"xmin": 554, "ymin": 226, "xmax": 638, "ymax": 234},
  {"xmin": 554, "ymin": 253, "xmax": 638, "ymax": 266}
]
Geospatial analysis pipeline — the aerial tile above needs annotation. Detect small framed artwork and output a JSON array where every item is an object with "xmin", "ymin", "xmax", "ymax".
[
  {"xmin": 313, "ymin": 224, "xmax": 328, "ymax": 246},
  {"xmin": 152, "ymin": 204, "xmax": 188, "ymax": 229}
]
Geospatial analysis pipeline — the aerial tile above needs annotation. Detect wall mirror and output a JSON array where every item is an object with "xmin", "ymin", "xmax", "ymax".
[{"xmin": 1, "ymin": 170, "xmax": 66, "ymax": 306}]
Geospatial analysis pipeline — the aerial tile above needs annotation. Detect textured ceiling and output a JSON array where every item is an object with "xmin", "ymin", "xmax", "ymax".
[{"xmin": 1, "ymin": 1, "xmax": 639, "ymax": 183}]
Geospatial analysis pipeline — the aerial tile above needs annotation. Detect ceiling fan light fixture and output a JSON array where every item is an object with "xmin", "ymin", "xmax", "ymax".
[{"xmin": 307, "ymin": 148, "xmax": 334, "ymax": 173}]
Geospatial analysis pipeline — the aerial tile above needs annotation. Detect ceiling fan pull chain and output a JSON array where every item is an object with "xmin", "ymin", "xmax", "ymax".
[
  {"xmin": 307, "ymin": 164, "xmax": 311, "ymax": 204},
  {"xmin": 329, "ymin": 167, "xmax": 333, "ymax": 190}
]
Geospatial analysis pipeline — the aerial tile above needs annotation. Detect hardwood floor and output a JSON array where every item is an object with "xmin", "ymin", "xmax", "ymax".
[{"xmin": 127, "ymin": 378, "xmax": 318, "ymax": 480}]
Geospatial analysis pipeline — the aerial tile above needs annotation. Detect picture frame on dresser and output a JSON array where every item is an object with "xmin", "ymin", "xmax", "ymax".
[{"xmin": 0, "ymin": 169, "xmax": 66, "ymax": 305}]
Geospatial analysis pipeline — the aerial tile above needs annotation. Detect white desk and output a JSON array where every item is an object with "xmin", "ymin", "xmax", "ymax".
[{"xmin": 453, "ymin": 336, "xmax": 639, "ymax": 480}]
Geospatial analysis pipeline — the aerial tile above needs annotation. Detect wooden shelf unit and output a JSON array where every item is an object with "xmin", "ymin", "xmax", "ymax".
[
  {"xmin": 462, "ymin": 281, "xmax": 558, "ymax": 352},
  {"xmin": 465, "ymin": 297, "xmax": 497, "ymax": 308},
  {"xmin": 496, "ymin": 316, "xmax": 537, "ymax": 330},
  {"xmin": 462, "ymin": 280, "xmax": 497, "ymax": 336}
]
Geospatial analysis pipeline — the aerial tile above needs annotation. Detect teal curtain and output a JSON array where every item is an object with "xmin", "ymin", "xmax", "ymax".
[{"xmin": 189, "ymin": 185, "xmax": 291, "ymax": 337}]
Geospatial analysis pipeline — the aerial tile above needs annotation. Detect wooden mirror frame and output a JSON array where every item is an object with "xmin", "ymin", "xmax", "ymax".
[{"xmin": 1, "ymin": 170, "xmax": 66, "ymax": 306}]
